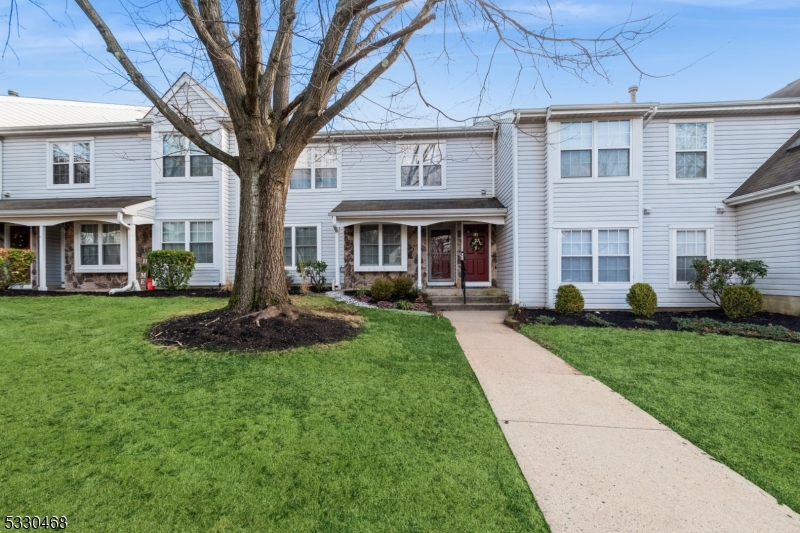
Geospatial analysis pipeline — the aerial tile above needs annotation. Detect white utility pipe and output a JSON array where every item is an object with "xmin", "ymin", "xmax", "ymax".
[{"xmin": 109, "ymin": 214, "xmax": 139, "ymax": 294}]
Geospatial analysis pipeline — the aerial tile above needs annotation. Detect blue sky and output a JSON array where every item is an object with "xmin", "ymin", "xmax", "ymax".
[{"xmin": 1, "ymin": 0, "xmax": 799, "ymax": 127}]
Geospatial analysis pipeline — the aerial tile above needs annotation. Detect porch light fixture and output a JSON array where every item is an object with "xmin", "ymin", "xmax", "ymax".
[
  {"xmin": 643, "ymin": 207, "xmax": 651, "ymax": 215},
  {"xmin": 716, "ymin": 205, "xmax": 726, "ymax": 214}
]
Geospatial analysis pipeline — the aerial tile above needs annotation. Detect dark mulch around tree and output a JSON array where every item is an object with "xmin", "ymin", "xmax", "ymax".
[
  {"xmin": 517, "ymin": 307, "xmax": 800, "ymax": 332},
  {"xmin": 149, "ymin": 308, "xmax": 360, "ymax": 352}
]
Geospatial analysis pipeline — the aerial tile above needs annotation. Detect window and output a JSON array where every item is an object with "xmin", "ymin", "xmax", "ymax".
[
  {"xmin": 597, "ymin": 121, "xmax": 630, "ymax": 177},
  {"xmin": 290, "ymin": 146, "xmax": 339, "ymax": 190},
  {"xmin": 162, "ymin": 134, "xmax": 214, "ymax": 178},
  {"xmin": 670, "ymin": 122, "xmax": 713, "ymax": 182},
  {"xmin": 283, "ymin": 226, "xmax": 320, "ymax": 268},
  {"xmin": 75, "ymin": 222, "xmax": 124, "ymax": 271},
  {"xmin": 598, "ymin": 230, "xmax": 630, "ymax": 282},
  {"xmin": 161, "ymin": 221, "xmax": 214, "ymax": 264},
  {"xmin": 355, "ymin": 224, "xmax": 407, "ymax": 271},
  {"xmin": 561, "ymin": 230, "xmax": 592, "ymax": 282},
  {"xmin": 675, "ymin": 230, "xmax": 707, "ymax": 282},
  {"xmin": 398, "ymin": 143, "xmax": 444, "ymax": 188},
  {"xmin": 560, "ymin": 229, "xmax": 632, "ymax": 284},
  {"xmin": 49, "ymin": 141, "xmax": 93, "ymax": 186},
  {"xmin": 560, "ymin": 120, "xmax": 631, "ymax": 178},
  {"xmin": 560, "ymin": 123, "xmax": 592, "ymax": 178}
]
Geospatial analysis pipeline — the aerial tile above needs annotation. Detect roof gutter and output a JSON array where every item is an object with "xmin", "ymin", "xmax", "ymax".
[
  {"xmin": 724, "ymin": 180, "xmax": 800, "ymax": 206},
  {"xmin": 328, "ymin": 207, "xmax": 507, "ymax": 218},
  {"xmin": 0, "ymin": 120, "xmax": 151, "ymax": 136}
]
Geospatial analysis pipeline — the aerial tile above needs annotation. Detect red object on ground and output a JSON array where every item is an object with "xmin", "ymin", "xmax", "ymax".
[{"xmin": 146, "ymin": 278, "xmax": 155, "ymax": 291}]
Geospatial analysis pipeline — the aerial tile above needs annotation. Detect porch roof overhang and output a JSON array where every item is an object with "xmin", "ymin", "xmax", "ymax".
[
  {"xmin": 329, "ymin": 198, "xmax": 507, "ymax": 227},
  {"xmin": 0, "ymin": 196, "xmax": 155, "ymax": 226}
]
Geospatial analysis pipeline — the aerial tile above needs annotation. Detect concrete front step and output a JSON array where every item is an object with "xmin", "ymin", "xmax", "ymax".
[
  {"xmin": 432, "ymin": 302, "xmax": 512, "ymax": 311},
  {"xmin": 425, "ymin": 287, "xmax": 507, "ymax": 297},
  {"xmin": 429, "ymin": 295, "xmax": 510, "ymax": 304}
]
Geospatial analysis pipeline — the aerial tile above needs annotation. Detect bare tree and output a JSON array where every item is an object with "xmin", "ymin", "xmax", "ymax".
[{"xmin": 64, "ymin": 0, "xmax": 660, "ymax": 314}]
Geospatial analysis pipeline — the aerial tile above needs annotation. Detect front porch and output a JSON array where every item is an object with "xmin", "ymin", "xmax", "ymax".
[
  {"xmin": 0, "ymin": 197, "xmax": 154, "ymax": 291},
  {"xmin": 330, "ymin": 198, "xmax": 507, "ymax": 291}
]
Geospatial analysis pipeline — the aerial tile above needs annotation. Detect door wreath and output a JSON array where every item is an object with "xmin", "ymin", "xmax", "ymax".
[{"xmin": 469, "ymin": 236, "xmax": 484, "ymax": 252}]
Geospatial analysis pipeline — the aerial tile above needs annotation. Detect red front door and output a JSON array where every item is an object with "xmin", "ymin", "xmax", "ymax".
[{"xmin": 463, "ymin": 224, "xmax": 489, "ymax": 282}]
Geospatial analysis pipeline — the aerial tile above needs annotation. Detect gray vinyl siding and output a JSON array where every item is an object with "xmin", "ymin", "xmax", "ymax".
[
  {"xmin": 45, "ymin": 226, "xmax": 62, "ymax": 287},
  {"xmin": 1, "ymin": 134, "xmax": 151, "ymax": 199},
  {"xmin": 155, "ymin": 182, "xmax": 220, "ymax": 218},
  {"xmin": 493, "ymin": 122, "xmax": 515, "ymax": 295},
  {"xmin": 642, "ymin": 115, "xmax": 800, "ymax": 308},
  {"xmin": 551, "ymin": 181, "xmax": 639, "ymax": 226},
  {"xmin": 736, "ymin": 194, "xmax": 800, "ymax": 297},
  {"xmin": 516, "ymin": 123, "xmax": 547, "ymax": 307}
]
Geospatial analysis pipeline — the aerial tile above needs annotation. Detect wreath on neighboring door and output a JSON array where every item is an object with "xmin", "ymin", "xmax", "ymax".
[{"xmin": 469, "ymin": 236, "xmax": 484, "ymax": 252}]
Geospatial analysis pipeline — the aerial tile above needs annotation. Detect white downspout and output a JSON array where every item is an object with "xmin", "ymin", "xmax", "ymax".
[
  {"xmin": 332, "ymin": 216, "xmax": 340, "ymax": 290},
  {"xmin": 109, "ymin": 213, "xmax": 140, "ymax": 294},
  {"xmin": 417, "ymin": 225, "xmax": 422, "ymax": 289},
  {"xmin": 512, "ymin": 112, "xmax": 521, "ymax": 305},
  {"xmin": 0, "ymin": 139, "xmax": 4, "ymax": 202},
  {"xmin": 491, "ymin": 127, "xmax": 497, "ymax": 197}
]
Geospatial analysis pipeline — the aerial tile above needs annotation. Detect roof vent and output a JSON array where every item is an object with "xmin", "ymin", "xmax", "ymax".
[
  {"xmin": 7, "ymin": 90, "xmax": 18, "ymax": 97},
  {"xmin": 788, "ymin": 137, "xmax": 800, "ymax": 151},
  {"xmin": 628, "ymin": 85, "xmax": 638, "ymax": 103}
]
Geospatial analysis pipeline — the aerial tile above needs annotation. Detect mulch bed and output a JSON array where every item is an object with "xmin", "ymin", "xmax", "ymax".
[
  {"xmin": 517, "ymin": 307, "xmax": 800, "ymax": 332},
  {"xmin": 149, "ymin": 308, "xmax": 360, "ymax": 352}
]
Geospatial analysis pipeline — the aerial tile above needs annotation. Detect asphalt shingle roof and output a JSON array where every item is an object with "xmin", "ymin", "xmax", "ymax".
[
  {"xmin": 0, "ymin": 196, "xmax": 154, "ymax": 212},
  {"xmin": 728, "ymin": 130, "xmax": 800, "ymax": 199},
  {"xmin": 764, "ymin": 77, "xmax": 800, "ymax": 99}
]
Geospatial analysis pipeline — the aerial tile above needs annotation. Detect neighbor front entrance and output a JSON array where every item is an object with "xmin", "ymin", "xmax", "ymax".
[
  {"xmin": 429, "ymin": 226, "xmax": 454, "ymax": 283},
  {"xmin": 463, "ymin": 224, "xmax": 489, "ymax": 284}
]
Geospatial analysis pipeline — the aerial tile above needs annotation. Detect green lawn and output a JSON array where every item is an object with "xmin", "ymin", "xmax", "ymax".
[
  {"xmin": 520, "ymin": 324, "xmax": 800, "ymax": 513},
  {"xmin": 0, "ymin": 295, "xmax": 547, "ymax": 532}
]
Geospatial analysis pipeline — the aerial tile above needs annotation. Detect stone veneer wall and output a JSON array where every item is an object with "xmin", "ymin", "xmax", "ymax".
[
  {"xmin": 342, "ymin": 224, "xmax": 498, "ymax": 289},
  {"xmin": 64, "ymin": 222, "xmax": 153, "ymax": 290}
]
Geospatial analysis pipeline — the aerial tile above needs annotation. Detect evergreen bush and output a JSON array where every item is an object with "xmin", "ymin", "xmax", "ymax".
[
  {"xmin": 720, "ymin": 285, "xmax": 763, "ymax": 319},
  {"xmin": 554, "ymin": 284, "xmax": 584, "ymax": 314},
  {"xmin": 0, "ymin": 248, "xmax": 36, "ymax": 289},
  {"xmin": 147, "ymin": 250, "xmax": 196, "ymax": 290},
  {"xmin": 392, "ymin": 276, "xmax": 416, "ymax": 298},
  {"xmin": 370, "ymin": 279, "xmax": 394, "ymax": 301},
  {"xmin": 626, "ymin": 283, "xmax": 658, "ymax": 317}
]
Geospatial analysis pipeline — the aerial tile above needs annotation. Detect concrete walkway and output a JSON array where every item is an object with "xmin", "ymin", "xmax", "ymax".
[{"xmin": 444, "ymin": 311, "xmax": 800, "ymax": 533}]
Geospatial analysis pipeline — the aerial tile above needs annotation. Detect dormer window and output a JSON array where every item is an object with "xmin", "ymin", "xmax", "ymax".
[
  {"xmin": 48, "ymin": 140, "xmax": 93, "ymax": 187},
  {"xmin": 162, "ymin": 134, "xmax": 213, "ymax": 178}
]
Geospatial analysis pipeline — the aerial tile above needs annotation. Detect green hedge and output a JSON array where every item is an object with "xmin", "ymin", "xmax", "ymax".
[
  {"xmin": 626, "ymin": 283, "xmax": 658, "ymax": 317},
  {"xmin": 555, "ymin": 284, "xmax": 584, "ymax": 314},
  {"xmin": 0, "ymin": 248, "xmax": 36, "ymax": 289},
  {"xmin": 147, "ymin": 250, "xmax": 196, "ymax": 290},
  {"xmin": 392, "ymin": 276, "xmax": 416, "ymax": 299},
  {"xmin": 721, "ymin": 285, "xmax": 763, "ymax": 319}
]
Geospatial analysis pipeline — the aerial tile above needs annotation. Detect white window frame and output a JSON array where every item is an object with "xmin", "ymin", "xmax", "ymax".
[
  {"xmin": 354, "ymin": 223, "xmax": 408, "ymax": 272},
  {"xmin": 669, "ymin": 226, "xmax": 714, "ymax": 288},
  {"xmin": 159, "ymin": 132, "xmax": 217, "ymax": 181},
  {"xmin": 73, "ymin": 221, "xmax": 127, "ymax": 273},
  {"xmin": 395, "ymin": 142, "xmax": 447, "ymax": 190},
  {"xmin": 289, "ymin": 146, "xmax": 341, "ymax": 192},
  {"xmin": 668, "ymin": 119, "xmax": 714, "ymax": 183},
  {"xmin": 283, "ymin": 224, "xmax": 323, "ymax": 270},
  {"xmin": 46, "ymin": 139, "xmax": 95, "ymax": 189},
  {"xmin": 558, "ymin": 228, "xmax": 634, "ymax": 287},
  {"xmin": 558, "ymin": 120, "xmax": 632, "ymax": 180},
  {"xmin": 158, "ymin": 220, "xmax": 217, "ymax": 267}
]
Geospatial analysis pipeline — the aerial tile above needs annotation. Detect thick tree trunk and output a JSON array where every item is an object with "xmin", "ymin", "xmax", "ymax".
[{"xmin": 229, "ymin": 147, "xmax": 294, "ymax": 313}]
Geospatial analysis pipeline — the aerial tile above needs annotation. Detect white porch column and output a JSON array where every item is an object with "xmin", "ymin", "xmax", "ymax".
[
  {"xmin": 37, "ymin": 225, "xmax": 46, "ymax": 291},
  {"xmin": 129, "ymin": 223, "xmax": 140, "ymax": 290},
  {"xmin": 333, "ymin": 225, "xmax": 340, "ymax": 290},
  {"xmin": 417, "ymin": 225, "xmax": 422, "ymax": 288}
]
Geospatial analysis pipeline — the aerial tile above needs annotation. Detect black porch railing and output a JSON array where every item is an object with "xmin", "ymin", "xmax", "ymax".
[{"xmin": 460, "ymin": 253, "xmax": 466, "ymax": 304}]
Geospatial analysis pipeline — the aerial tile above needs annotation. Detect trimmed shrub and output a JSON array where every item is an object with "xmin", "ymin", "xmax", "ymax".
[
  {"xmin": 626, "ymin": 282, "xmax": 658, "ymax": 317},
  {"xmin": 0, "ymin": 248, "xmax": 36, "ymax": 289},
  {"xmin": 688, "ymin": 258, "xmax": 768, "ymax": 306},
  {"xmin": 147, "ymin": 250, "xmax": 196, "ymax": 290},
  {"xmin": 392, "ymin": 276, "xmax": 416, "ymax": 299},
  {"xmin": 554, "ymin": 284, "xmax": 584, "ymax": 314},
  {"xmin": 370, "ymin": 279, "xmax": 394, "ymax": 301},
  {"xmin": 721, "ymin": 285, "xmax": 763, "ymax": 319}
]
